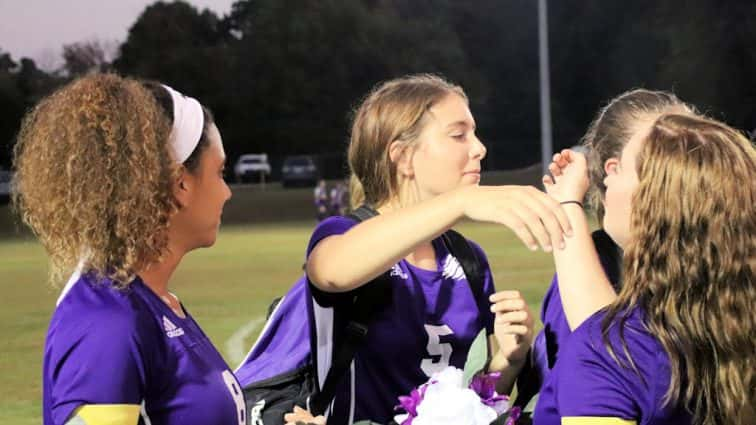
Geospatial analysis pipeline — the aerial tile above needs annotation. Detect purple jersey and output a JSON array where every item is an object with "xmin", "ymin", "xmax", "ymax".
[
  {"xmin": 43, "ymin": 271, "xmax": 246, "ymax": 425},
  {"xmin": 534, "ymin": 307, "xmax": 691, "ymax": 425},
  {"xmin": 530, "ymin": 230, "xmax": 622, "ymax": 390},
  {"xmin": 305, "ymin": 216, "xmax": 495, "ymax": 424}
]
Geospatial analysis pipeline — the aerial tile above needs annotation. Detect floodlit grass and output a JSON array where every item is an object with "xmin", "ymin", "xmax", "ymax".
[
  {"xmin": 0, "ymin": 166, "xmax": 559, "ymax": 423},
  {"xmin": 0, "ymin": 219, "xmax": 557, "ymax": 424}
]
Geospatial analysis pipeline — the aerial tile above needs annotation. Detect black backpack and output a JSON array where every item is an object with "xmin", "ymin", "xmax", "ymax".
[{"xmin": 241, "ymin": 205, "xmax": 486, "ymax": 424}]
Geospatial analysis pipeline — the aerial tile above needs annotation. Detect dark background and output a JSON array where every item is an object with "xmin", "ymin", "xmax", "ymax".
[{"xmin": 2, "ymin": 0, "xmax": 755, "ymax": 177}]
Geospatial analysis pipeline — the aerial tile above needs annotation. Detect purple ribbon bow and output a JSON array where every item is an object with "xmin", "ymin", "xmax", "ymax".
[{"xmin": 394, "ymin": 383, "xmax": 431, "ymax": 425}]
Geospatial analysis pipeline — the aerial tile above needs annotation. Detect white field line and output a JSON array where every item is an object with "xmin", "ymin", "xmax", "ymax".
[{"xmin": 226, "ymin": 316, "xmax": 266, "ymax": 366}]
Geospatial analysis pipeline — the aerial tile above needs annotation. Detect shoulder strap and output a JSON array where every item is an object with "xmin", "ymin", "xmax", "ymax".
[
  {"xmin": 347, "ymin": 204, "xmax": 379, "ymax": 222},
  {"xmin": 440, "ymin": 229, "xmax": 484, "ymax": 304},
  {"xmin": 309, "ymin": 205, "xmax": 386, "ymax": 416}
]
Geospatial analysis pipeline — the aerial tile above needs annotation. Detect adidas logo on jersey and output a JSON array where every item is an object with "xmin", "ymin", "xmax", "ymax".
[
  {"xmin": 441, "ymin": 254, "xmax": 465, "ymax": 281},
  {"xmin": 162, "ymin": 316, "xmax": 185, "ymax": 338}
]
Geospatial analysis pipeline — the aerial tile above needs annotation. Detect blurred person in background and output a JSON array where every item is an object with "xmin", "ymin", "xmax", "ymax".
[
  {"xmin": 314, "ymin": 179, "xmax": 329, "ymax": 221},
  {"xmin": 329, "ymin": 180, "xmax": 348, "ymax": 216}
]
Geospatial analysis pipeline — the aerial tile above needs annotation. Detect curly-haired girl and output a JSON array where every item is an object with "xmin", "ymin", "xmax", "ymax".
[{"xmin": 14, "ymin": 74, "xmax": 243, "ymax": 425}]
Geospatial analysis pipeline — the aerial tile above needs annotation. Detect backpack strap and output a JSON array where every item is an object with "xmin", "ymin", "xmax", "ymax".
[
  {"xmin": 440, "ymin": 229, "xmax": 484, "ymax": 305},
  {"xmin": 347, "ymin": 204, "xmax": 379, "ymax": 222},
  {"xmin": 440, "ymin": 229, "xmax": 492, "ymax": 373},
  {"xmin": 309, "ymin": 205, "xmax": 386, "ymax": 415}
]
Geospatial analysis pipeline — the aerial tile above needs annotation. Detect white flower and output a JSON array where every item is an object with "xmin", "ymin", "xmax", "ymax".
[{"xmin": 394, "ymin": 366, "xmax": 498, "ymax": 425}]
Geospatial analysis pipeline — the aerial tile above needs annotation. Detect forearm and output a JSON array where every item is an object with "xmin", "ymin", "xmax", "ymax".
[
  {"xmin": 307, "ymin": 188, "xmax": 466, "ymax": 292},
  {"xmin": 553, "ymin": 204, "xmax": 617, "ymax": 329}
]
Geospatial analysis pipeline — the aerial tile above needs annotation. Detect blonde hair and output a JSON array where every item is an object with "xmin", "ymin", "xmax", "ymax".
[
  {"xmin": 348, "ymin": 74, "xmax": 467, "ymax": 208},
  {"xmin": 13, "ymin": 74, "xmax": 179, "ymax": 287},
  {"xmin": 603, "ymin": 114, "xmax": 756, "ymax": 425},
  {"xmin": 581, "ymin": 89, "xmax": 695, "ymax": 221}
]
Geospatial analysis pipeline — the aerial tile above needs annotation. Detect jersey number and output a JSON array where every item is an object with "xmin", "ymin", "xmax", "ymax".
[
  {"xmin": 222, "ymin": 370, "xmax": 247, "ymax": 425},
  {"xmin": 420, "ymin": 324, "xmax": 454, "ymax": 376}
]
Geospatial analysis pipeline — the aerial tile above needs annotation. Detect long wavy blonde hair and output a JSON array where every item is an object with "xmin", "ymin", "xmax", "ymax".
[
  {"xmin": 348, "ymin": 74, "xmax": 467, "ymax": 209},
  {"xmin": 13, "ymin": 74, "xmax": 179, "ymax": 287},
  {"xmin": 603, "ymin": 114, "xmax": 755, "ymax": 424}
]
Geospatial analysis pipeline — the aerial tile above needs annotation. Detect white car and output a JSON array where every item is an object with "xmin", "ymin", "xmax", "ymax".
[{"xmin": 234, "ymin": 154, "xmax": 271, "ymax": 183}]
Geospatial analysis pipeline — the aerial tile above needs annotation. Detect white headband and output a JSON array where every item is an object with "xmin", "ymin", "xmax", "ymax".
[{"xmin": 162, "ymin": 84, "xmax": 204, "ymax": 164}]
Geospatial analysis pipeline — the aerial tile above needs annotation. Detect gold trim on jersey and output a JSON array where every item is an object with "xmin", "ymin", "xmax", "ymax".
[{"xmin": 69, "ymin": 404, "xmax": 140, "ymax": 424}]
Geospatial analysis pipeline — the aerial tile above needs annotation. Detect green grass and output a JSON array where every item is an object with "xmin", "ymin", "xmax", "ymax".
[
  {"xmin": 0, "ymin": 220, "xmax": 556, "ymax": 424},
  {"xmin": 0, "ymin": 164, "xmax": 555, "ymax": 423}
]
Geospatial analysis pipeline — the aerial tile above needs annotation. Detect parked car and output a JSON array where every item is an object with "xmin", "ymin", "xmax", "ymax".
[
  {"xmin": 0, "ymin": 169, "xmax": 12, "ymax": 205},
  {"xmin": 281, "ymin": 155, "xmax": 319, "ymax": 187},
  {"xmin": 234, "ymin": 153, "xmax": 271, "ymax": 183}
]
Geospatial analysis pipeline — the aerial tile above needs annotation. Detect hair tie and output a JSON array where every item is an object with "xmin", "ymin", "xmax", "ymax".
[{"xmin": 162, "ymin": 84, "xmax": 204, "ymax": 164}]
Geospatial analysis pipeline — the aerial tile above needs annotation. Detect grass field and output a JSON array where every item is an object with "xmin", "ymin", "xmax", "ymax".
[
  {"xmin": 0, "ymin": 168, "xmax": 558, "ymax": 423},
  {"xmin": 0, "ymin": 220, "xmax": 557, "ymax": 424}
]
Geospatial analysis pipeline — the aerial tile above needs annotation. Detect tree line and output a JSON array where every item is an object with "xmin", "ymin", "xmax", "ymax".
[{"xmin": 2, "ymin": 0, "xmax": 755, "ymax": 173}]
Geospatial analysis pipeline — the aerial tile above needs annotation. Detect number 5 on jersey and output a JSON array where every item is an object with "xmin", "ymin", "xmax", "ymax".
[{"xmin": 421, "ymin": 324, "xmax": 454, "ymax": 376}]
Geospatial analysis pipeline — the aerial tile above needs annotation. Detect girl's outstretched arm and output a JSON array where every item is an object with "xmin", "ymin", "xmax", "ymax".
[{"xmin": 308, "ymin": 185, "xmax": 573, "ymax": 293}]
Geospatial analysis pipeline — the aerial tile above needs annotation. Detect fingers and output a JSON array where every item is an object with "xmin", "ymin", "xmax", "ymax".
[
  {"xmin": 508, "ymin": 202, "xmax": 554, "ymax": 251},
  {"xmin": 520, "ymin": 187, "xmax": 572, "ymax": 247},
  {"xmin": 550, "ymin": 149, "xmax": 583, "ymax": 174},
  {"xmin": 489, "ymin": 290, "xmax": 523, "ymax": 303},
  {"xmin": 284, "ymin": 406, "xmax": 326, "ymax": 425},
  {"xmin": 497, "ymin": 187, "xmax": 572, "ymax": 251},
  {"xmin": 562, "ymin": 148, "xmax": 584, "ymax": 163},
  {"xmin": 494, "ymin": 324, "xmax": 531, "ymax": 335},
  {"xmin": 491, "ymin": 290, "xmax": 535, "ymax": 360},
  {"xmin": 468, "ymin": 185, "xmax": 572, "ymax": 251},
  {"xmin": 552, "ymin": 152, "xmax": 569, "ymax": 168},
  {"xmin": 499, "ymin": 210, "xmax": 540, "ymax": 251},
  {"xmin": 488, "ymin": 290, "xmax": 530, "ymax": 312},
  {"xmin": 490, "ymin": 290, "xmax": 532, "ymax": 322},
  {"xmin": 548, "ymin": 161, "xmax": 562, "ymax": 178},
  {"xmin": 560, "ymin": 149, "xmax": 577, "ymax": 163},
  {"xmin": 542, "ymin": 174, "xmax": 554, "ymax": 188},
  {"xmin": 490, "ymin": 299, "xmax": 531, "ymax": 321},
  {"xmin": 495, "ymin": 310, "xmax": 529, "ymax": 324},
  {"xmin": 529, "ymin": 186, "xmax": 573, "ymax": 238}
]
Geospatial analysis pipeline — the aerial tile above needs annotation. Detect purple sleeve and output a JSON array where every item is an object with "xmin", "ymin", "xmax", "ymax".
[
  {"xmin": 553, "ymin": 321, "xmax": 639, "ymax": 420},
  {"xmin": 305, "ymin": 215, "xmax": 359, "ymax": 306},
  {"xmin": 306, "ymin": 215, "xmax": 358, "ymax": 258},
  {"xmin": 48, "ymin": 313, "xmax": 150, "ymax": 424},
  {"xmin": 468, "ymin": 240, "xmax": 495, "ymax": 335}
]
